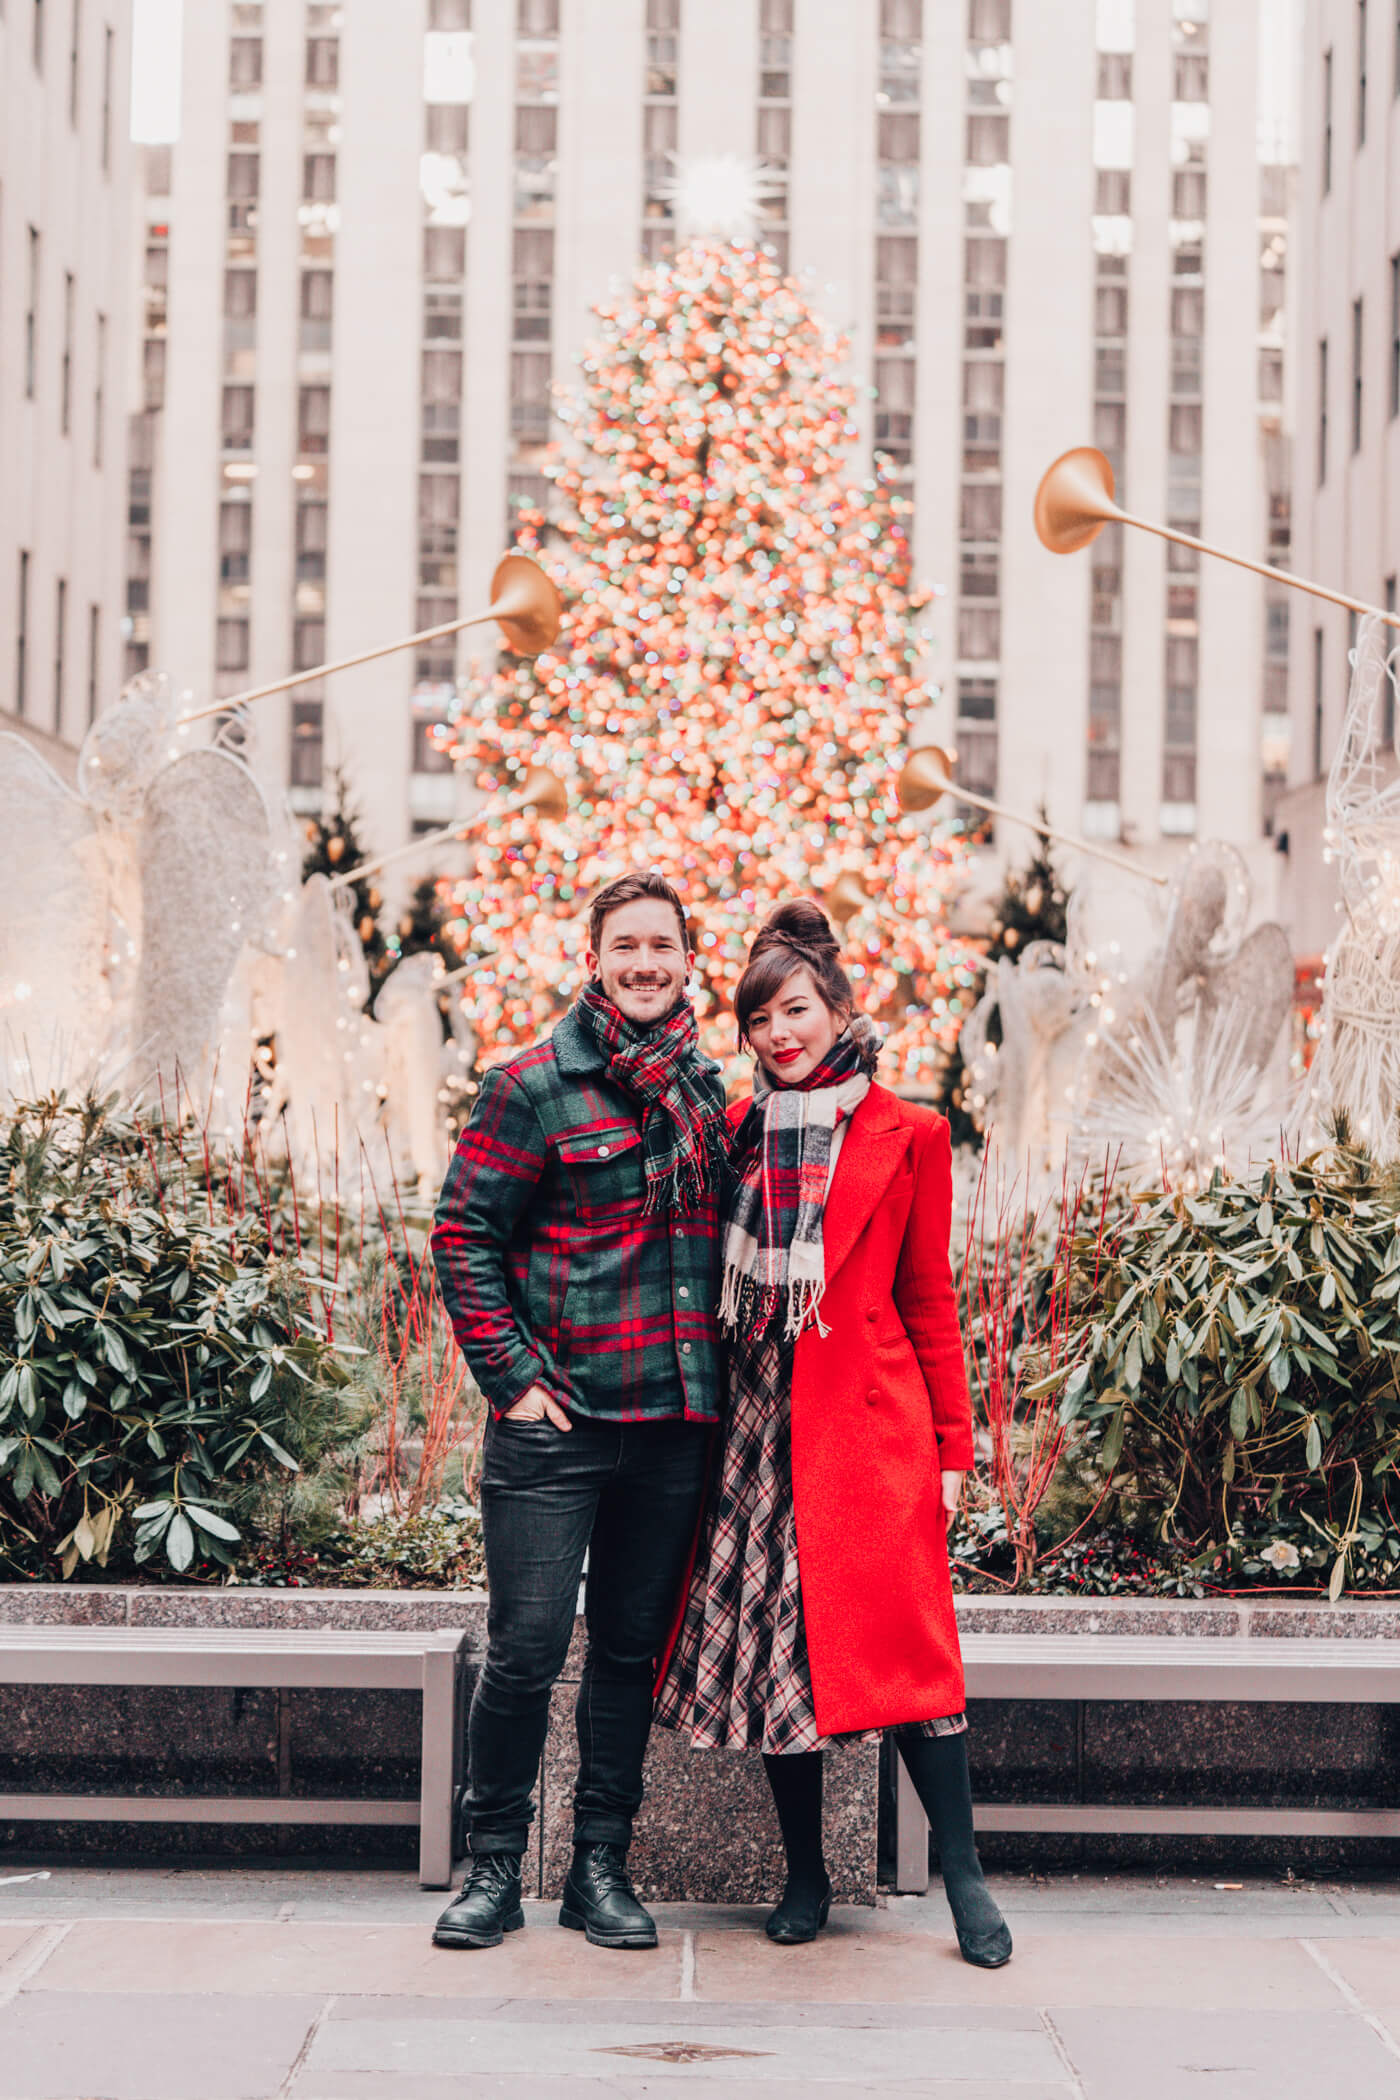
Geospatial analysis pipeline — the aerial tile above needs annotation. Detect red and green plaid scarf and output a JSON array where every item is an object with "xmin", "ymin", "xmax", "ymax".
[
  {"xmin": 720, "ymin": 1016, "xmax": 881, "ymax": 1342},
  {"xmin": 577, "ymin": 986, "xmax": 728, "ymax": 1217}
]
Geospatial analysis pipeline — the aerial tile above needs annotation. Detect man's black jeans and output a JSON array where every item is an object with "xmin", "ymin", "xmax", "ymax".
[{"xmin": 466, "ymin": 1413, "xmax": 709, "ymax": 1857}]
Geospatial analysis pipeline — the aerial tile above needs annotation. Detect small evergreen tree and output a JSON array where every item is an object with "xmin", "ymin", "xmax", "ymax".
[
  {"xmin": 390, "ymin": 876, "xmax": 459, "ymax": 976},
  {"xmin": 302, "ymin": 767, "xmax": 392, "ymax": 984},
  {"xmin": 936, "ymin": 826, "xmax": 1070, "ymax": 1145}
]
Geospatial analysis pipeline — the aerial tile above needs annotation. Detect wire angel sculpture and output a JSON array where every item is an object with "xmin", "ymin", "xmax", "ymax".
[
  {"xmin": 1072, "ymin": 841, "xmax": 1294, "ymax": 1188},
  {"xmin": 1305, "ymin": 614, "xmax": 1400, "ymax": 1158},
  {"xmin": 0, "ymin": 673, "xmax": 279, "ymax": 1110}
]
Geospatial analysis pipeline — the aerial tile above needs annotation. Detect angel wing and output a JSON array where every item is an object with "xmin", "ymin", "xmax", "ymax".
[
  {"xmin": 131, "ymin": 750, "xmax": 273, "ymax": 1105},
  {"xmin": 0, "ymin": 733, "xmax": 113, "ymax": 1096},
  {"xmin": 1327, "ymin": 615, "xmax": 1400, "ymax": 914}
]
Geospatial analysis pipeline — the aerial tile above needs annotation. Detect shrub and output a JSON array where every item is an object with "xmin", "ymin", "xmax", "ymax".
[
  {"xmin": 1046, "ymin": 1134, "xmax": 1400, "ymax": 1595},
  {"xmin": 0, "ymin": 1094, "xmax": 357, "ymax": 1578}
]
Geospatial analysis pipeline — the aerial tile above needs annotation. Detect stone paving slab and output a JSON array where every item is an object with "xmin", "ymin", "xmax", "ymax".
[
  {"xmin": 1301, "ymin": 1934, "xmax": 1400, "ymax": 2009},
  {"xmin": 0, "ymin": 1988, "xmax": 321, "ymax": 2100},
  {"xmin": 30, "ymin": 1918, "xmax": 685, "ymax": 2000},
  {"xmin": 327, "ymin": 1995, "xmax": 1046, "ymax": 2030},
  {"xmin": 303, "ymin": 2011, "xmax": 1064, "ymax": 2087},
  {"xmin": 1049, "ymin": 2006, "xmax": 1400, "ymax": 2100},
  {"xmin": 295, "ymin": 2081, "xmax": 1070, "ymax": 2100},
  {"xmin": 690, "ymin": 1927, "xmax": 1347, "ymax": 2008},
  {"xmin": 0, "ymin": 1924, "xmax": 40, "ymax": 1974}
]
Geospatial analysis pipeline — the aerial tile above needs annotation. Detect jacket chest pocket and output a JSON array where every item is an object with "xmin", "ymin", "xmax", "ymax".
[{"xmin": 557, "ymin": 1124, "xmax": 646, "ymax": 1221}]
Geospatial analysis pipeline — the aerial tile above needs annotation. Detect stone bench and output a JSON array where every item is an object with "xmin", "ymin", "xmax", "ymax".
[
  {"xmin": 896, "ymin": 1628, "xmax": 1400, "ymax": 1890},
  {"xmin": 0, "ymin": 1625, "xmax": 470, "ymax": 1889}
]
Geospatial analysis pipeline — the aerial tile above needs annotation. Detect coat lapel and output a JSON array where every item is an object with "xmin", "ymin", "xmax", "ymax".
[{"xmin": 820, "ymin": 1087, "xmax": 912, "ymax": 1285}]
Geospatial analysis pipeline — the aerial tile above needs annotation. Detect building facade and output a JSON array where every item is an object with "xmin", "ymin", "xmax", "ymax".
[
  {"xmin": 127, "ymin": 0, "xmax": 1295, "ymax": 898},
  {"xmin": 1279, "ymin": 0, "xmax": 1400, "ymax": 963},
  {"xmin": 1, "ymin": 0, "xmax": 133, "ymax": 781}
]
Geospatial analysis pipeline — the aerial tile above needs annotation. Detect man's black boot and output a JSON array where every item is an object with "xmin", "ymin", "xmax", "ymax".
[
  {"xmin": 559, "ymin": 1842, "xmax": 658, "ymax": 1949},
  {"xmin": 432, "ymin": 1852, "xmax": 526, "ymax": 1950}
]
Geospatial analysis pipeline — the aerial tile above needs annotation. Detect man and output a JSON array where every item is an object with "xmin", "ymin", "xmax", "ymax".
[{"xmin": 429, "ymin": 872, "xmax": 728, "ymax": 1951}]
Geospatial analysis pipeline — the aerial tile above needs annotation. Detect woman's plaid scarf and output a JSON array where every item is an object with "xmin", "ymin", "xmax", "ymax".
[
  {"xmin": 577, "ymin": 985, "xmax": 728, "ymax": 1217},
  {"xmin": 720, "ymin": 1016, "xmax": 880, "ymax": 1342}
]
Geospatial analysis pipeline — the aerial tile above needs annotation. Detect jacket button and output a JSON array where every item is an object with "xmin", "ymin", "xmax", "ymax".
[
  {"xmin": 597, "ymin": 1144, "xmax": 611, "ymax": 1157},
  {"xmin": 683, "ymin": 1343, "xmax": 693, "ymax": 1355},
  {"xmin": 866, "ymin": 1308, "xmax": 878, "ymax": 1323},
  {"xmin": 866, "ymin": 1388, "xmax": 879, "ymax": 1407}
]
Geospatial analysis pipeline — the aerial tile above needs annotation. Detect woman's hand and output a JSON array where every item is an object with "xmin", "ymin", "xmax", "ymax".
[{"xmin": 940, "ymin": 1469, "xmax": 964, "ymax": 1516}]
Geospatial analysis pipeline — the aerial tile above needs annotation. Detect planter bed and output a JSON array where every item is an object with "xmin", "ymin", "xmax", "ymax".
[{"xmin": 3, "ymin": 1588, "xmax": 1400, "ymax": 1889}]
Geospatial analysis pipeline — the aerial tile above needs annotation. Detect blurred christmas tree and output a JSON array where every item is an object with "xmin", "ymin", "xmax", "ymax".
[
  {"xmin": 302, "ymin": 767, "xmax": 392, "ymax": 984},
  {"xmin": 935, "ymin": 825, "xmax": 1071, "ymax": 1145},
  {"xmin": 443, "ymin": 238, "xmax": 978, "ymax": 1082}
]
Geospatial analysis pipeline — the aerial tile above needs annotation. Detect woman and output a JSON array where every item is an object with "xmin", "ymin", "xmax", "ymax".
[{"xmin": 655, "ymin": 899, "xmax": 1011, "ymax": 1967}]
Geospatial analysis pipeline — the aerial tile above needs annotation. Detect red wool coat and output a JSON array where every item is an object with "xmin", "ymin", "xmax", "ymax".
[{"xmin": 765, "ymin": 1082, "xmax": 974, "ymax": 1736}]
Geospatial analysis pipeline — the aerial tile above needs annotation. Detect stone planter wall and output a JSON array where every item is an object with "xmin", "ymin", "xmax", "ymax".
[{"xmin": 4, "ymin": 1587, "xmax": 1400, "ymax": 1893}]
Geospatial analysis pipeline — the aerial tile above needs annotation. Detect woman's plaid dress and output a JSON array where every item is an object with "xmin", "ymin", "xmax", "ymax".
[{"xmin": 655, "ymin": 1324, "xmax": 966, "ymax": 1754}]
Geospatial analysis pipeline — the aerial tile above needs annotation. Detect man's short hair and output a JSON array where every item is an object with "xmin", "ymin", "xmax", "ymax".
[{"xmin": 587, "ymin": 871, "xmax": 690, "ymax": 956}]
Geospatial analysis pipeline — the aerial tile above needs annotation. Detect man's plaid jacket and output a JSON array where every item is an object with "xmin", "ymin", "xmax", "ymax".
[{"xmin": 430, "ymin": 1004, "xmax": 727, "ymax": 1423}]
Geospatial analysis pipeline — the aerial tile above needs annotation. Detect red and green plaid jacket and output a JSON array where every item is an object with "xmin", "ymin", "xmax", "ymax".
[{"xmin": 430, "ymin": 1006, "xmax": 727, "ymax": 1423}]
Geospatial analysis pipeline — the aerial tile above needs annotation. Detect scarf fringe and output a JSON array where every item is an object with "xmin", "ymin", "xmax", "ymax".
[{"xmin": 720, "ymin": 1264, "xmax": 830, "ymax": 1343}]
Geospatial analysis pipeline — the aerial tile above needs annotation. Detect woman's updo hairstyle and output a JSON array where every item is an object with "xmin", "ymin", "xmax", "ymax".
[{"xmin": 734, "ymin": 898, "xmax": 856, "ymax": 1044}]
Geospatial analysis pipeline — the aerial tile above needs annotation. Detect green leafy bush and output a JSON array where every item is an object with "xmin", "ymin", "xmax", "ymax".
[
  {"xmin": 1047, "ymin": 1136, "xmax": 1400, "ymax": 1594},
  {"xmin": 0, "ymin": 1095, "xmax": 356, "ymax": 1578}
]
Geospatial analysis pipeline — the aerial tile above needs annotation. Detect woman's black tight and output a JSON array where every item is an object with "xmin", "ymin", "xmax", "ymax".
[{"xmin": 761, "ymin": 1750, "xmax": 827, "ymax": 1892}]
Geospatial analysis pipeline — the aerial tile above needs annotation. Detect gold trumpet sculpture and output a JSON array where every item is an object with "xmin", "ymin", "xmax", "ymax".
[
  {"xmin": 896, "ymin": 746, "xmax": 1169, "ymax": 887},
  {"xmin": 824, "ymin": 870, "xmax": 871, "ymax": 926},
  {"xmin": 180, "ymin": 554, "xmax": 563, "ymax": 727},
  {"xmin": 1035, "ymin": 446, "xmax": 1400, "ymax": 631},
  {"xmin": 327, "ymin": 765, "xmax": 567, "ymax": 890}
]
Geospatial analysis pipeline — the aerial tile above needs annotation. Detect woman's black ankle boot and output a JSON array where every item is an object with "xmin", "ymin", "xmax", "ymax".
[
  {"xmin": 762, "ymin": 1751, "xmax": 832, "ymax": 1944},
  {"xmin": 895, "ymin": 1731, "xmax": 1012, "ymax": 1969}
]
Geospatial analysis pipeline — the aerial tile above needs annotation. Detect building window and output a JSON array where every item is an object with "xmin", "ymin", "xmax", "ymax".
[
  {"xmin": 230, "ymin": 35, "xmax": 262, "ymax": 88},
  {"xmin": 1353, "ymin": 296, "xmax": 1365, "ymax": 451},
  {"xmin": 1318, "ymin": 337, "xmax": 1329, "ymax": 483},
  {"xmin": 60, "ymin": 272, "xmax": 74, "ymax": 435},
  {"xmin": 303, "ymin": 153, "xmax": 337, "ymax": 203},
  {"xmin": 219, "ymin": 501, "xmax": 252, "ymax": 584},
  {"xmin": 221, "ymin": 384, "xmax": 255, "ymax": 452},
  {"xmin": 94, "ymin": 312, "xmax": 107, "ymax": 465},
  {"xmin": 16, "ymin": 553, "xmax": 30, "ymax": 719},
  {"xmin": 1359, "ymin": 0, "xmax": 1369, "ymax": 144},
  {"xmin": 101, "ymin": 24, "xmax": 113, "ymax": 171},
  {"xmin": 306, "ymin": 36, "xmax": 339, "ymax": 88},
  {"xmin": 289, "ymin": 699, "xmax": 324, "ymax": 788},
  {"xmin": 224, "ymin": 269, "xmax": 258, "ymax": 319},
  {"xmin": 33, "ymin": 0, "xmax": 44, "ymax": 71},
  {"xmin": 1097, "ymin": 51, "xmax": 1132, "ymax": 97},
  {"xmin": 217, "ymin": 619, "xmax": 250, "ymax": 674},
  {"xmin": 53, "ymin": 578, "xmax": 67, "ymax": 729},
  {"xmin": 68, "ymin": 0, "xmax": 80, "ymax": 122},
  {"xmin": 1324, "ymin": 47, "xmax": 1334, "ymax": 191},
  {"xmin": 87, "ymin": 604, "xmax": 100, "ymax": 725},
  {"xmin": 1312, "ymin": 625, "xmax": 1325, "ymax": 775},
  {"xmin": 24, "ymin": 228, "xmax": 39, "ymax": 401},
  {"xmin": 298, "ymin": 385, "xmax": 331, "ymax": 456}
]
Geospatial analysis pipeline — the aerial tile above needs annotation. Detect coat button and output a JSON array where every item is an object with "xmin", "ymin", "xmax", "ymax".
[
  {"xmin": 597, "ymin": 1144, "xmax": 610, "ymax": 1157},
  {"xmin": 678, "ymin": 1286, "xmax": 690, "ymax": 1298},
  {"xmin": 683, "ymin": 1342, "xmax": 693, "ymax": 1355},
  {"xmin": 866, "ymin": 1388, "xmax": 879, "ymax": 1407},
  {"xmin": 866, "ymin": 1308, "xmax": 878, "ymax": 1323}
]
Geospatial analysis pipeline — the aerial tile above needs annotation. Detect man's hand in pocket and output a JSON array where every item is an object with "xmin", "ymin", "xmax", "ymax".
[{"xmin": 502, "ymin": 1384, "xmax": 572, "ymax": 1431}]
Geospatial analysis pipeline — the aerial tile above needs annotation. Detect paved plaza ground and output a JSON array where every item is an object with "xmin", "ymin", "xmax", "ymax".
[{"xmin": 4, "ymin": 1864, "xmax": 1400, "ymax": 2097}]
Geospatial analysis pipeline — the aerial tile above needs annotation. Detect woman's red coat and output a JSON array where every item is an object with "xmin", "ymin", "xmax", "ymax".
[{"xmin": 692, "ymin": 1082, "xmax": 976, "ymax": 1737}]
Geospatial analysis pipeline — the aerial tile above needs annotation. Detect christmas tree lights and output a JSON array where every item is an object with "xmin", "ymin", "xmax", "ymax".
[{"xmin": 443, "ymin": 239, "xmax": 979, "ymax": 1084}]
